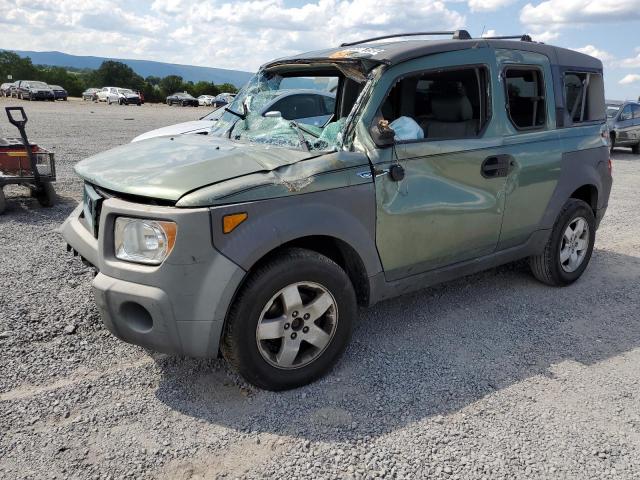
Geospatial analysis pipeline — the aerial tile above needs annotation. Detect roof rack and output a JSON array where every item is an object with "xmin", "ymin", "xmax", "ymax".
[
  {"xmin": 340, "ymin": 30, "xmax": 472, "ymax": 47},
  {"xmin": 482, "ymin": 34, "xmax": 532, "ymax": 42}
]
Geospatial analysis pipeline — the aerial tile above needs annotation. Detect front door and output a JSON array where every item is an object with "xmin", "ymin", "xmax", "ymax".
[{"xmin": 368, "ymin": 48, "xmax": 509, "ymax": 281}]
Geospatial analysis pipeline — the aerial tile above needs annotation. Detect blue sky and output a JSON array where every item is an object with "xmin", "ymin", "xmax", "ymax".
[{"xmin": 1, "ymin": 0, "xmax": 640, "ymax": 99}]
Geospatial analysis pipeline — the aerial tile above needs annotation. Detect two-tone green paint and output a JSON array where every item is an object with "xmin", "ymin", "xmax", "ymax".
[{"xmin": 73, "ymin": 42, "xmax": 608, "ymax": 284}]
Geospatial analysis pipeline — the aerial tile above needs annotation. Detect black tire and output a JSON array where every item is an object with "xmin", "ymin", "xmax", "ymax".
[
  {"xmin": 0, "ymin": 188, "xmax": 6, "ymax": 215},
  {"xmin": 35, "ymin": 182, "xmax": 57, "ymax": 207},
  {"xmin": 222, "ymin": 248, "xmax": 356, "ymax": 390},
  {"xmin": 610, "ymin": 133, "xmax": 615, "ymax": 153},
  {"xmin": 632, "ymin": 143, "xmax": 640, "ymax": 155},
  {"xmin": 529, "ymin": 199, "xmax": 595, "ymax": 286}
]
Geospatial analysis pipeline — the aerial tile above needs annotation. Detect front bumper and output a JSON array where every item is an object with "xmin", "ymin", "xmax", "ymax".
[{"xmin": 60, "ymin": 198, "xmax": 246, "ymax": 357}]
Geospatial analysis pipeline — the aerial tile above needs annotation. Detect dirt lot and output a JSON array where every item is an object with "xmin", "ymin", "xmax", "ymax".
[{"xmin": 1, "ymin": 97, "xmax": 639, "ymax": 480}]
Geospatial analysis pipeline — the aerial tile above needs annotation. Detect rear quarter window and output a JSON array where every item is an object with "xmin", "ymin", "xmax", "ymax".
[{"xmin": 564, "ymin": 72, "xmax": 605, "ymax": 124}]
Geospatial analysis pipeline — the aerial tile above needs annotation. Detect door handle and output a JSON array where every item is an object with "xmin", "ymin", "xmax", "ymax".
[{"xmin": 481, "ymin": 154, "xmax": 514, "ymax": 178}]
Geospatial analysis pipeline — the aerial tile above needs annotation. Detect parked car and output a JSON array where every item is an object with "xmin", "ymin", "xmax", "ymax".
[
  {"xmin": 95, "ymin": 87, "xmax": 112, "ymax": 102},
  {"xmin": 49, "ymin": 85, "xmax": 68, "ymax": 101},
  {"xmin": 82, "ymin": 88, "xmax": 100, "ymax": 101},
  {"xmin": 62, "ymin": 32, "xmax": 612, "ymax": 391},
  {"xmin": 1, "ymin": 82, "xmax": 14, "ymax": 97},
  {"xmin": 166, "ymin": 92, "xmax": 199, "ymax": 106},
  {"xmin": 212, "ymin": 93, "xmax": 235, "ymax": 107},
  {"xmin": 13, "ymin": 81, "xmax": 55, "ymax": 101},
  {"xmin": 96, "ymin": 87, "xmax": 141, "ymax": 105},
  {"xmin": 606, "ymin": 100, "xmax": 640, "ymax": 153},
  {"xmin": 133, "ymin": 90, "xmax": 335, "ymax": 142},
  {"xmin": 131, "ymin": 107, "xmax": 227, "ymax": 142},
  {"xmin": 197, "ymin": 95, "xmax": 215, "ymax": 106}
]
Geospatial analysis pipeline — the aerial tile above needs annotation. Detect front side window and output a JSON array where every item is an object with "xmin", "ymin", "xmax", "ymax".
[
  {"xmin": 270, "ymin": 94, "xmax": 324, "ymax": 121},
  {"xmin": 632, "ymin": 104, "xmax": 640, "ymax": 119},
  {"xmin": 606, "ymin": 105, "xmax": 621, "ymax": 118},
  {"xmin": 504, "ymin": 68, "xmax": 546, "ymax": 130},
  {"xmin": 375, "ymin": 66, "xmax": 490, "ymax": 142},
  {"xmin": 564, "ymin": 72, "xmax": 605, "ymax": 124}
]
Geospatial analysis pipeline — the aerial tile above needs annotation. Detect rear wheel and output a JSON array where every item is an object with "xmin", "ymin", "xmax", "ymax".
[
  {"xmin": 222, "ymin": 248, "xmax": 356, "ymax": 390},
  {"xmin": 35, "ymin": 182, "xmax": 57, "ymax": 207},
  {"xmin": 632, "ymin": 143, "xmax": 640, "ymax": 154},
  {"xmin": 529, "ymin": 199, "xmax": 595, "ymax": 286}
]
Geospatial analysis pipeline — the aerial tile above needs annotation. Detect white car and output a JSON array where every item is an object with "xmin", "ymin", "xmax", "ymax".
[
  {"xmin": 132, "ymin": 107, "xmax": 226, "ymax": 142},
  {"xmin": 197, "ymin": 95, "xmax": 215, "ymax": 106},
  {"xmin": 97, "ymin": 87, "xmax": 141, "ymax": 105},
  {"xmin": 131, "ymin": 90, "xmax": 335, "ymax": 142}
]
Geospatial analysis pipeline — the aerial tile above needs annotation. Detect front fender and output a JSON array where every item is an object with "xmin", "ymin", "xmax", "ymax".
[{"xmin": 209, "ymin": 183, "xmax": 382, "ymax": 278}]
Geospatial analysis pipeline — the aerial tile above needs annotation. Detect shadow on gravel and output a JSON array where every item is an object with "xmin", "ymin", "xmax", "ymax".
[
  {"xmin": 155, "ymin": 250, "xmax": 640, "ymax": 441},
  {"xmin": 611, "ymin": 149, "xmax": 639, "ymax": 161},
  {"xmin": 0, "ymin": 195, "xmax": 76, "ymax": 221}
]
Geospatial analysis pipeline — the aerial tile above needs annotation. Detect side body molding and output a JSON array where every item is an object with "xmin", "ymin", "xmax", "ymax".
[{"xmin": 209, "ymin": 183, "xmax": 383, "ymax": 279}]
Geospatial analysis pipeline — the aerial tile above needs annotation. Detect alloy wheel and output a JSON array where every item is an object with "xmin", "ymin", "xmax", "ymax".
[
  {"xmin": 559, "ymin": 216, "xmax": 589, "ymax": 273},
  {"xmin": 256, "ymin": 282, "xmax": 338, "ymax": 369}
]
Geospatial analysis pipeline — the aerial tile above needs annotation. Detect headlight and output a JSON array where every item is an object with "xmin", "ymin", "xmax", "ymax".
[{"xmin": 114, "ymin": 217, "xmax": 177, "ymax": 265}]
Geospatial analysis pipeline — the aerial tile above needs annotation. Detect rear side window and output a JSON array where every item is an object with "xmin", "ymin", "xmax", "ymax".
[
  {"xmin": 271, "ymin": 94, "xmax": 322, "ymax": 120},
  {"xmin": 564, "ymin": 72, "xmax": 605, "ymax": 124},
  {"xmin": 504, "ymin": 68, "xmax": 546, "ymax": 130},
  {"xmin": 620, "ymin": 105, "xmax": 633, "ymax": 121}
]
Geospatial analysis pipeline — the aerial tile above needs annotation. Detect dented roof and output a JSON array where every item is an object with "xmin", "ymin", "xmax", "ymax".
[{"xmin": 263, "ymin": 38, "xmax": 603, "ymax": 72}]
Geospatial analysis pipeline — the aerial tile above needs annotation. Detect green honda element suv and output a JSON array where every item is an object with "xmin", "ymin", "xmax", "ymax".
[{"xmin": 61, "ymin": 31, "xmax": 612, "ymax": 390}]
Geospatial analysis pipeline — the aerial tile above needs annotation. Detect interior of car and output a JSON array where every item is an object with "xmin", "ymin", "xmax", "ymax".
[{"xmin": 378, "ymin": 67, "xmax": 489, "ymax": 141}]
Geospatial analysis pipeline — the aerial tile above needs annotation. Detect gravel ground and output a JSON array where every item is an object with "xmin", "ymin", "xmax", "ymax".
[{"xmin": 1, "ymin": 97, "xmax": 639, "ymax": 480}]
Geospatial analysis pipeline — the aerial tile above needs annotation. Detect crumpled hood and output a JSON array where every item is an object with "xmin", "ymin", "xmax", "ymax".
[
  {"xmin": 74, "ymin": 134, "xmax": 310, "ymax": 201},
  {"xmin": 131, "ymin": 120, "xmax": 214, "ymax": 143}
]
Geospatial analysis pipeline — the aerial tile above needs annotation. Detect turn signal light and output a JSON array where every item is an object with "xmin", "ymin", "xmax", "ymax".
[{"xmin": 223, "ymin": 213, "xmax": 248, "ymax": 234}]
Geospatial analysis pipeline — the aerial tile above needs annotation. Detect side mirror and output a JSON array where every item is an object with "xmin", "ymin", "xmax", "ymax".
[
  {"xmin": 370, "ymin": 119, "xmax": 395, "ymax": 147},
  {"xmin": 264, "ymin": 111, "xmax": 282, "ymax": 118}
]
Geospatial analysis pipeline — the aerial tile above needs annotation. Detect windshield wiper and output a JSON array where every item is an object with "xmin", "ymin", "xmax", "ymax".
[
  {"xmin": 288, "ymin": 121, "xmax": 309, "ymax": 152},
  {"xmin": 224, "ymin": 107, "xmax": 246, "ymax": 120}
]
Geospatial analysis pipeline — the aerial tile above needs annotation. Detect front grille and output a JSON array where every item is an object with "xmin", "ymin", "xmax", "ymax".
[{"xmin": 83, "ymin": 183, "xmax": 103, "ymax": 238}]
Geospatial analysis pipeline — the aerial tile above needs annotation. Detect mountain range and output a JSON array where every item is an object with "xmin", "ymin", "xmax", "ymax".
[{"xmin": 10, "ymin": 50, "xmax": 253, "ymax": 87}]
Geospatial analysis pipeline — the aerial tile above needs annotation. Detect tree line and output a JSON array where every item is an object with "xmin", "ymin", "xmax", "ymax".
[{"xmin": 0, "ymin": 51, "xmax": 238, "ymax": 102}]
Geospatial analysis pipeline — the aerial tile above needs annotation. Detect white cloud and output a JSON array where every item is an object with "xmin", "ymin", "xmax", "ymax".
[
  {"xmin": 481, "ymin": 29, "xmax": 499, "ymax": 37},
  {"xmin": 0, "ymin": 0, "xmax": 467, "ymax": 72},
  {"xmin": 572, "ymin": 45, "xmax": 614, "ymax": 65},
  {"xmin": 521, "ymin": 0, "xmax": 640, "ymax": 26},
  {"xmin": 469, "ymin": 0, "xmax": 513, "ymax": 12},
  {"xmin": 529, "ymin": 30, "xmax": 560, "ymax": 43},
  {"xmin": 619, "ymin": 49, "xmax": 640, "ymax": 68},
  {"xmin": 619, "ymin": 74, "xmax": 640, "ymax": 85}
]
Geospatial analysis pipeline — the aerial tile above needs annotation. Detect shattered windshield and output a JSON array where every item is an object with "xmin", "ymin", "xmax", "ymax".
[{"xmin": 211, "ymin": 71, "xmax": 349, "ymax": 152}]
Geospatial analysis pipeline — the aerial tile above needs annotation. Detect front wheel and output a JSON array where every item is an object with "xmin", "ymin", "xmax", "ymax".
[
  {"xmin": 529, "ymin": 199, "xmax": 595, "ymax": 286},
  {"xmin": 222, "ymin": 248, "xmax": 356, "ymax": 390},
  {"xmin": 632, "ymin": 143, "xmax": 640, "ymax": 155}
]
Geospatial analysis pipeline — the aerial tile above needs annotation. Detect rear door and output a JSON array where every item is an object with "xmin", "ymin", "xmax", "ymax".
[{"xmin": 494, "ymin": 49, "xmax": 564, "ymax": 249}]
